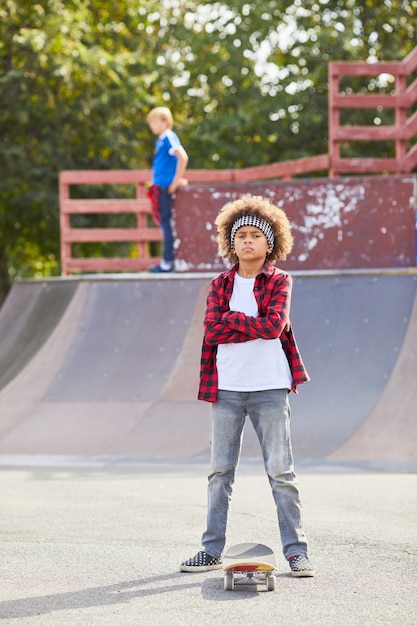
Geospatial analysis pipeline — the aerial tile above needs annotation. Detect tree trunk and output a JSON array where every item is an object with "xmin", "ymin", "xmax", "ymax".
[{"xmin": 0, "ymin": 245, "xmax": 11, "ymax": 307}]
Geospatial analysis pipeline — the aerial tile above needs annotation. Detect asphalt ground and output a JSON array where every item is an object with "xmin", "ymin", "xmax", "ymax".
[{"xmin": 1, "ymin": 457, "xmax": 416, "ymax": 626}]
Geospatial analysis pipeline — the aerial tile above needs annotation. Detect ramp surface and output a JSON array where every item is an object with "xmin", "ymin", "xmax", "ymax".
[{"xmin": 0, "ymin": 272, "xmax": 416, "ymax": 465}]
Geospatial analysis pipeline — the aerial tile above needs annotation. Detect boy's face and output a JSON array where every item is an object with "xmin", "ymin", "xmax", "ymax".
[
  {"xmin": 148, "ymin": 116, "xmax": 169, "ymax": 136},
  {"xmin": 233, "ymin": 226, "xmax": 269, "ymax": 262}
]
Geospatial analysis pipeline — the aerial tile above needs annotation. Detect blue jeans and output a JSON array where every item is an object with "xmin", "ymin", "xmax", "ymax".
[
  {"xmin": 201, "ymin": 389, "xmax": 309, "ymax": 560},
  {"xmin": 158, "ymin": 187, "xmax": 174, "ymax": 263}
]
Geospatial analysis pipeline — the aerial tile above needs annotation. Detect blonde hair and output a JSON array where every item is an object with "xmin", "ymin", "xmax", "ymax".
[
  {"xmin": 215, "ymin": 196, "xmax": 294, "ymax": 265},
  {"xmin": 146, "ymin": 107, "xmax": 174, "ymax": 128}
]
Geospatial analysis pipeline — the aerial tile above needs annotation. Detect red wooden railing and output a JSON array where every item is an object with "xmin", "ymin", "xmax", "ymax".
[
  {"xmin": 59, "ymin": 154, "xmax": 329, "ymax": 275},
  {"xmin": 60, "ymin": 170, "xmax": 156, "ymax": 275},
  {"xmin": 60, "ymin": 46, "xmax": 417, "ymax": 275},
  {"xmin": 328, "ymin": 46, "xmax": 417, "ymax": 176}
]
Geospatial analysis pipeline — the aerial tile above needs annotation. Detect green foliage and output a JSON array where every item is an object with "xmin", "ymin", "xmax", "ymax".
[{"xmin": 0, "ymin": 0, "xmax": 416, "ymax": 301}]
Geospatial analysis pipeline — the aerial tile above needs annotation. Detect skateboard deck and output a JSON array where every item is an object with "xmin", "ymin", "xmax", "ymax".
[{"xmin": 223, "ymin": 542, "xmax": 277, "ymax": 591}]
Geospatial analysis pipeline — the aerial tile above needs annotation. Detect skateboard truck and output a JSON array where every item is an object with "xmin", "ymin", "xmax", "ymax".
[{"xmin": 223, "ymin": 542, "xmax": 277, "ymax": 591}]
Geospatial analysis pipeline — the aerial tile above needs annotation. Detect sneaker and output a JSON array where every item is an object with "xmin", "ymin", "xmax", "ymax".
[
  {"xmin": 288, "ymin": 554, "xmax": 315, "ymax": 577},
  {"xmin": 180, "ymin": 551, "xmax": 223, "ymax": 572},
  {"xmin": 148, "ymin": 263, "xmax": 173, "ymax": 273}
]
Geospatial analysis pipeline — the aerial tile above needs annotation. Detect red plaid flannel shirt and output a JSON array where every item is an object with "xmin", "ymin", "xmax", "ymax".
[{"xmin": 198, "ymin": 263, "xmax": 310, "ymax": 402}]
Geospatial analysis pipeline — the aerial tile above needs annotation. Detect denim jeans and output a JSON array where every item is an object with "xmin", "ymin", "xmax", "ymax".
[
  {"xmin": 201, "ymin": 389, "xmax": 309, "ymax": 560},
  {"xmin": 158, "ymin": 187, "xmax": 174, "ymax": 263}
]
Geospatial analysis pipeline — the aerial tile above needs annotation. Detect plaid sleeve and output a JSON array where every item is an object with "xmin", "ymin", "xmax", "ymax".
[
  {"xmin": 197, "ymin": 339, "xmax": 218, "ymax": 402},
  {"xmin": 198, "ymin": 275, "xmax": 229, "ymax": 402},
  {"xmin": 217, "ymin": 271, "xmax": 292, "ymax": 342},
  {"xmin": 204, "ymin": 271, "xmax": 289, "ymax": 345},
  {"xmin": 203, "ymin": 275, "xmax": 250, "ymax": 345},
  {"xmin": 280, "ymin": 325, "xmax": 311, "ymax": 393}
]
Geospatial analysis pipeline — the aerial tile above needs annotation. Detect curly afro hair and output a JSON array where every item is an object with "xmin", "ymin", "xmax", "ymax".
[{"xmin": 215, "ymin": 195, "xmax": 294, "ymax": 265}]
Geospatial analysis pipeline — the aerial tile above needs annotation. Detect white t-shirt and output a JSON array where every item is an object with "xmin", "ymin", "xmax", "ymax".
[{"xmin": 217, "ymin": 274, "xmax": 292, "ymax": 391}]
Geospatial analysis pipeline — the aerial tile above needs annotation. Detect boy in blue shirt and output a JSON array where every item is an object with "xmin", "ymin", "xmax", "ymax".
[{"xmin": 146, "ymin": 107, "xmax": 189, "ymax": 273}]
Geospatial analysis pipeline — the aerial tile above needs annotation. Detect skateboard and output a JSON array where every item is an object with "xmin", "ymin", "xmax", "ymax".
[{"xmin": 223, "ymin": 542, "xmax": 277, "ymax": 591}]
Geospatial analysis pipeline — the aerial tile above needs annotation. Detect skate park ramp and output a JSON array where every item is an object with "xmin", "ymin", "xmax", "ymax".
[{"xmin": 0, "ymin": 271, "xmax": 416, "ymax": 468}]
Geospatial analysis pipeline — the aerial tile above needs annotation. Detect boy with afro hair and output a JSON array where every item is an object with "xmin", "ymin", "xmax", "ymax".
[{"xmin": 180, "ymin": 196, "xmax": 315, "ymax": 578}]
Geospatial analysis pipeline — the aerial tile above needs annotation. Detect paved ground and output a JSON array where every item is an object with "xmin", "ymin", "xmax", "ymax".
[{"xmin": 0, "ymin": 457, "xmax": 416, "ymax": 625}]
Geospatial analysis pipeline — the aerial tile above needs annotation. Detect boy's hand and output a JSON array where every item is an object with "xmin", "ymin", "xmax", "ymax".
[
  {"xmin": 169, "ymin": 178, "xmax": 188, "ymax": 194},
  {"xmin": 284, "ymin": 321, "xmax": 291, "ymax": 332}
]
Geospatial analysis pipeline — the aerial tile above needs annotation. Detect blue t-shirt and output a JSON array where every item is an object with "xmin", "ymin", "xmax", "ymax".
[{"xmin": 152, "ymin": 129, "xmax": 182, "ymax": 188}]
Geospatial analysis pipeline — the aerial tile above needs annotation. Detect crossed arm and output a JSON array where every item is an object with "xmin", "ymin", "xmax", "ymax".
[{"xmin": 203, "ymin": 274, "xmax": 292, "ymax": 346}]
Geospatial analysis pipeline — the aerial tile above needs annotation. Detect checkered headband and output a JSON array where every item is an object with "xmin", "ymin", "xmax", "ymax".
[{"xmin": 230, "ymin": 215, "xmax": 274, "ymax": 251}]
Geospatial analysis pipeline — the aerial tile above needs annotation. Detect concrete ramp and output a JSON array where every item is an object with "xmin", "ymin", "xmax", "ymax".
[{"xmin": 0, "ymin": 272, "xmax": 416, "ymax": 465}]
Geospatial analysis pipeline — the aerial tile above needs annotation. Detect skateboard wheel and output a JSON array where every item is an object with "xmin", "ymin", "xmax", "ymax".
[
  {"xmin": 266, "ymin": 574, "xmax": 276, "ymax": 591},
  {"xmin": 224, "ymin": 572, "xmax": 234, "ymax": 591}
]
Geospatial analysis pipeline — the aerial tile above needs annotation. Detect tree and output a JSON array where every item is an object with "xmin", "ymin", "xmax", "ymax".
[
  {"xmin": 0, "ymin": 0, "xmax": 416, "ymax": 303},
  {"xmin": 155, "ymin": 0, "xmax": 416, "ymax": 165},
  {"xmin": 0, "ymin": 0, "xmax": 163, "ymax": 301},
  {"xmin": 265, "ymin": 0, "xmax": 417, "ymax": 158}
]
